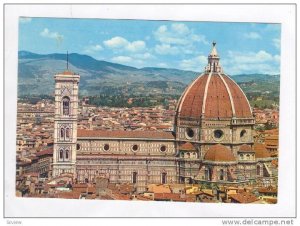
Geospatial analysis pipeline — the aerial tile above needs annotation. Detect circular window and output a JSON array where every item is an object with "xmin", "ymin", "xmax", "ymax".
[
  {"xmin": 103, "ymin": 144, "xmax": 110, "ymax": 151},
  {"xmin": 185, "ymin": 128, "xmax": 194, "ymax": 139},
  {"xmin": 160, "ymin": 145, "xmax": 167, "ymax": 152},
  {"xmin": 76, "ymin": 144, "xmax": 81, "ymax": 150},
  {"xmin": 240, "ymin": 130, "xmax": 247, "ymax": 138},
  {"xmin": 214, "ymin": 130, "xmax": 224, "ymax": 139},
  {"xmin": 132, "ymin": 144, "xmax": 139, "ymax": 152}
]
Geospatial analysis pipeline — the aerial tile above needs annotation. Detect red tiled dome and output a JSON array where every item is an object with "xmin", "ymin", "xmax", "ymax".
[
  {"xmin": 176, "ymin": 73, "xmax": 252, "ymax": 119},
  {"xmin": 238, "ymin": 144, "xmax": 254, "ymax": 152},
  {"xmin": 179, "ymin": 142, "xmax": 196, "ymax": 151},
  {"xmin": 203, "ymin": 144, "xmax": 236, "ymax": 162},
  {"xmin": 176, "ymin": 43, "xmax": 252, "ymax": 120}
]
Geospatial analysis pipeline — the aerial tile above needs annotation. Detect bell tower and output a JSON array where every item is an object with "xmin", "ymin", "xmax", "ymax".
[{"xmin": 52, "ymin": 57, "xmax": 80, "ymax": 178}]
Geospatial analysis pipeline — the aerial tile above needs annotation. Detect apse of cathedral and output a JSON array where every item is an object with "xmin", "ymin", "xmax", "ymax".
[{"xmin": 52, "ymin": 43, "xmax": 276, "ymax": 192}]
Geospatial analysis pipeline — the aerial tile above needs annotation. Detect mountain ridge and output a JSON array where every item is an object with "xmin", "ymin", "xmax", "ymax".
[{"xmin": 18, "ymin": 51, "xmax": 280, "ymax": 96}]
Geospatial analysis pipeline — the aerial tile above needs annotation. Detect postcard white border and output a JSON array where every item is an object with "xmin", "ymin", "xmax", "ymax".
[{"xmin": 4, "ymin": 4, "xmax": 296, "ymax": 218}]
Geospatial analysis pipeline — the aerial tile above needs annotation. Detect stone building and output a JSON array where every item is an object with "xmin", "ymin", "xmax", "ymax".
[
  {"xmin": 52, "ymin": 71, "xmax": 80, "ymax": 177},
  {"xmin": 52, "ymin": 43, "xmax": 277, "ymax": 192}
]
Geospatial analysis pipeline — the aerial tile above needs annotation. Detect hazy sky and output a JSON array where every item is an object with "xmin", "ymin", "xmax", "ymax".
[{"xmin": 19, "ymin": 17, "xmax": 281, "ymax": 75}]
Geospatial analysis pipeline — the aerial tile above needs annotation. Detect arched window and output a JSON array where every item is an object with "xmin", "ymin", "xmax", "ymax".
[
  {"xmin": 219, "ymin": 169, "xmax": 224, "ymax": 180},
  {"xmin": 65, "ymin": 150, "xmax": 69, "ymax": 160},
  {"xmin": 132, "ymin": 172, "xmax": 137, "ymax": 184},
  {"xmin": 59, "ymin": 149, "xmax": 64, "ymax": 160},
  {"xmin": 240, "ymin": 130, "xmax": 247, "ymax": 138},
  {"xmin": 60, "ymin": 128, "xmax": 65, "ymax": 139},
  {"xmin": 65, "ymin": 127, "xmax": 70, "ymax": 139},
  {"xmin": 161, "ymin": 172, "xmax": 167, "ymax": 184},
  {"xmin": 62, "ymin": 96, "xmax": 70, "ymax": 116}
]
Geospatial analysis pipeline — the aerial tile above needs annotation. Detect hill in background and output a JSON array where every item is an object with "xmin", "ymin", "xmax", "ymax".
[{"xmin": 18, "ymin": 51, "xmax": 280, "ymax": 108}]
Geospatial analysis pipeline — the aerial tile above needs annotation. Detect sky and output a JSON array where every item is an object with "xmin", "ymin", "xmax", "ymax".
[{"xmin": 19, "ymin": 17, "xmax": 281, "ymax": 75}]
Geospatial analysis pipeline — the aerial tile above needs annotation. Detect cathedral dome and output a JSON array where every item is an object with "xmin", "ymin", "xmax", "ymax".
[
  {"xmin": 176, "ymin": 42, "xmax": 252, "ymax": 120},
  {"xmin": 238, "ymin": 144, "xmax": 254, "ymax": 152},
  {"xmin": 203, "ymin": 144, "xmax": 236, "ymax": 162}
]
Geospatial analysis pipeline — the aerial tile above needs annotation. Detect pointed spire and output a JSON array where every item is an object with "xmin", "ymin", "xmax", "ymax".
[
  {"xmin": 210, "ymin": 41, "xmax": 218, "ymax": 57},
  {"xmin": 61, "ymin": 51, "xmax": 75, "ymax": 75},
  {"xmin": 205, "ymin": 41, "xmax": 222, "ymax": 73}
]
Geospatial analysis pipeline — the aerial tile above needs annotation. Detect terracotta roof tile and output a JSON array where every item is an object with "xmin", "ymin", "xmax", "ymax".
[
  {"xmin": 176, "ymin": 73, "xmax": 252, "ymax": 120},
  {"xmin": 148, "ymin": 184, "xmax": 172, "ymax": 193},
  {"xmin": 222, "ymin": 75, "xmax": 252, "ymax": 118},
  {"xmin": 254, "ymin": 143, "xmax": 271, "ymax": 158},
  {"xmin": 118, "ymin": 184, "xmax": 135, "ymax": 194},
  {"xmin": 229, "ymin": 191, "xmax": 258, "ymax": 203},
  {"xmin": 271, "ymin": 159, "xmax": 278, "ymax": 167},
  {"xmin": 238, "ymin": 144, "xmax": 254, "ymax": 152},
  {"xmin": 36, "ymin": 148, "xmax": 53, "ymax": 157},
  {"xmin": 111, "ymin": 193, "xmax": 131, "ymax": 200},
  {"xmin": 87, "ymin": 186, "xmax": 96, "ymax": 194},
  {"xmin": 204, "ymin": 144, "xmax": 236, "ymax": 162},
  {"xmin": 72, "ymin": 183, "xmax": 88, "ymax": 188},
  {"xmin": 258, "ymin": 186, "xmax": 277, "ymax": 194},
  {"xmin": 179, "ymin": 142, "xmax": 196, "ymax": 151},
  {"xmin": 56, "ymin": 191, "xmax": 81, "ymax": 199},
  {"xmin": 185, "ymin": 194, "xmax": 197, "ymax": 202},
  {"xmin": 135, "ymin": 195, "xmax": 153, "ymax": 201},
  {"xmin": 205, "ymin": 74, "xmax": 233, "ymax": 118},
  {"xmin": 154, "ymin": 193, "xmax": 186, "ymax": 202},
  {"xmin": 264, "ymin": 197, "xmax": 277, "ymax": 204}
]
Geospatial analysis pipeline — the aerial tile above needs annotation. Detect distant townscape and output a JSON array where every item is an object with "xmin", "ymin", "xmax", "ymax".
[
  {"xmin": 16, "ymin": 43, "xmax": 279, "ymax": 203},
  {"xmin": 16, "ymin": 100, "xmax": 278, "ymax": 203}
]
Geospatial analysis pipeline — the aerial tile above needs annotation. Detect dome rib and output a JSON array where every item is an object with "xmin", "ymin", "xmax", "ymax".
[
  {"xmin": 177, "ymin": 73, "xmax": 205, "ymax": 113},
  {"xmin": 176, "ymin": 73, "xmax": 253, "ymax": 119},
  {"xmin": 204, "ymin": 73, "xmax": 233, "ymax": 118},
  {"xmin": 176, "ymin": 73, "xmax": 208, "ymax": 119},
  {"xmin": 175, "ymin": 43, "xmax": 253, "ymax": 121},
  {"xmin": 201, "ymin": 72, "xmax": 213, "ymax": 115},
  {"xmin": 218, "ymin": 73, "xmax": 236, "ymax": 117},
  {"xmin": 223, "ymin": 73, "xmax": 252, "ymax": 117}
]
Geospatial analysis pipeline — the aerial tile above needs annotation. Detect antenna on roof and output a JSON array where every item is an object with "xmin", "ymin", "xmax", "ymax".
[{"xmin": 67, "ymin": 51, "xmax": 69, "ymax": 70}]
